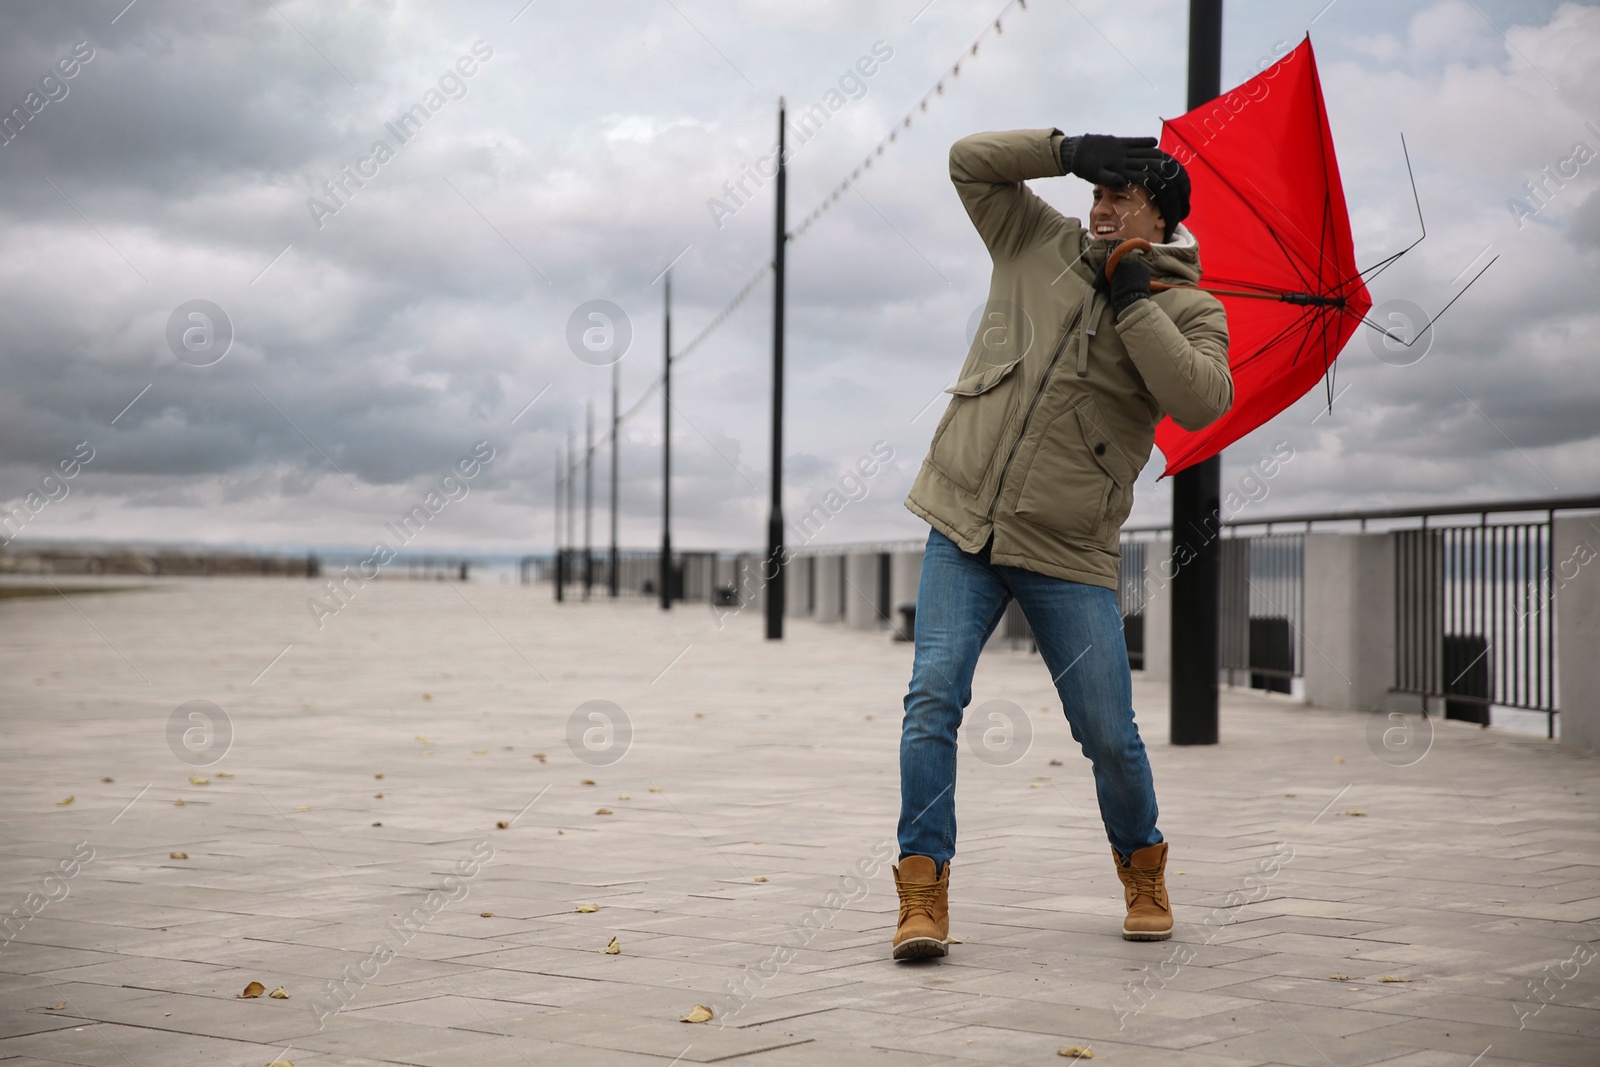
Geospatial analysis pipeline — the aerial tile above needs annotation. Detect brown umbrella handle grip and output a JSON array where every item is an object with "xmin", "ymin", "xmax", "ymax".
[{"xmin": 1104, "ymin": 237, "xmax": 1173, "ymax": 292}]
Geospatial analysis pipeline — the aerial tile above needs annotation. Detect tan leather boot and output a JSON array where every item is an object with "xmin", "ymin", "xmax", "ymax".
[
  {"xmin": 892, "ymin": 856, "xmax": 950, "ymax": 960},
  {"xmin": 1113, "ymin": 842, "xmax": 1173, "ymax": 941}
]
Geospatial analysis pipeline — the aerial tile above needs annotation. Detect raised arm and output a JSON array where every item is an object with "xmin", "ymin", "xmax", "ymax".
[{"xmin": 949, "ymin": 129, "xmax": 1069, "ymax": 260}]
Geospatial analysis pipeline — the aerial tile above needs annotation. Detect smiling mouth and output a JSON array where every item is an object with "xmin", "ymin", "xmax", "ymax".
[{"xmin": 1092, "ymin": 221, "xmax": 1121, "ymax": 238}]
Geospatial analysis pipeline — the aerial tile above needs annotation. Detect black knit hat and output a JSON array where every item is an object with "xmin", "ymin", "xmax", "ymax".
[{"xmin": 1138, "ymin": 151, "xmax": 1190, "ymax": 242}]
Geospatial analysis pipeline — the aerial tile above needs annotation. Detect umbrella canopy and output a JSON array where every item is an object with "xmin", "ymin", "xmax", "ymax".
[{"xmin": 1152, "ymin": 36, "xmax": 1370, "ymax": 478}]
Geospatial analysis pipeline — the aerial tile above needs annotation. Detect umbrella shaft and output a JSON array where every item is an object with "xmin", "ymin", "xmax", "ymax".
[{"xmin": 1151, "ymin": 281, "xmax": 1344, "ymax": 307}]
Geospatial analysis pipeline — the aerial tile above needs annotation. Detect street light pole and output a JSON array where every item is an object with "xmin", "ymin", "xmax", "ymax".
[
  {"xmin": 1171, "ymin": 0, "xmax": 1224, "ymax": 746},
  {"xmin": 766, "ymin": 97, "xmax": 787, "ymax": 640},
  {"xmin": 566, "ymin": 427, "xmax": 576, "ymax": 585},
  {"xmin": 554, "ymin": 445, "xmax": 564, "ymax": 603},
  {"xmin": 610, "ymin": 361, "xmax": 620, "ymax": 598},
  {"xmin": 584, "ymin": 400, "xmax": 594, "ymax": 600},
  {"xmin": 660, "ymin": 271, "xmax": 673, "ymax": 611}
]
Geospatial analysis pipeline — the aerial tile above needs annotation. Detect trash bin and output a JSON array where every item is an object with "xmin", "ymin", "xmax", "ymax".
[{"xmin": 895, "ymin": 603, "xmax": 915, "ymax": 643}]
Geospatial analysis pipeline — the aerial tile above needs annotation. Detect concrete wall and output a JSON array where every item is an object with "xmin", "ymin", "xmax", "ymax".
[
  {"xmin": 890, "ymin": 550, "xmax": 923, "ymax": 639},
  {"xmin": 813, "ymin": 554, "xmax": 844, "ymax": 622},
  {"xmin": 1301, "ymin": 532, "xmax": 1417, "ymax": 714},
  {"xmin": 785, "ymin": 556, "xmax": 813, "ymax": 617},
  {"xmin": 1140, "ymin": 539, "xmax": 1172, "ymax": 683},
  {"xmin": 1554, "ymin": 514, "xmax": 1600, "ymax": 751},
  {"xmin": 844, "ymin": 552, "xmax": 884, "ymax": 630}
]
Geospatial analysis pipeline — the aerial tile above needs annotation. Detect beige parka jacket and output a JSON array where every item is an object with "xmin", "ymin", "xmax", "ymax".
[{"xmin": 905, "ymin": 128, "xmax": 1234, "ymax": 590}]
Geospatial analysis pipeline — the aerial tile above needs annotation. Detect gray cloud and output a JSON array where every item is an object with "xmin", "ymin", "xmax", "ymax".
[{"xmin": 0, "ymin": 0, "xmax": 1596, "ymax": 554}]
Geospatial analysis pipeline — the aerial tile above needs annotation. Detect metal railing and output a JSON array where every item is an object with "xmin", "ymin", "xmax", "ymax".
[
  {"xmin": 1128, "ymin": 492, "xmax": 1598, "ymax": 734},
  {"xmin": 1394, "ymin": 523, "xmax": 1556, "ymax": 732},
  {"xmin": 1116, "ymin": 531, "xmax": 1304, "ymax": 689}
]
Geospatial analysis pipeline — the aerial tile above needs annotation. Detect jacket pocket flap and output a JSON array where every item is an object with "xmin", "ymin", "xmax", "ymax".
[
  {"xmin": 1073, "ymin": 400, "xmax": 1135, "ymax": 485},
  {"xmin": 945, "ymin": 358, "xmax": 1023, "ymax": 397}
]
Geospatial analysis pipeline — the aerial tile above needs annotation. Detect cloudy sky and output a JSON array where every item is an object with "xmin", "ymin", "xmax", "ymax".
[{"xmin": 0, "ymin": 0, "xmax": 1595, "ymax": 557}]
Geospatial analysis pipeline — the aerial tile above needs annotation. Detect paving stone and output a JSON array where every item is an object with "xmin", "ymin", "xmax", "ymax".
[{"xmin": 1, "ymin": 578, "xmax": 1596, "ymax": 1065}]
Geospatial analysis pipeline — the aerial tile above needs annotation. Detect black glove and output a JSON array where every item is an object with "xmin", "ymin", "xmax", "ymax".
[
  {"xmin": 1059, "ymin": 134, "xmax": 1163, "ymax": 188},
  {"xmin": 1094, "ymin": 252, "xmax": 1151, "ymax": 316}
]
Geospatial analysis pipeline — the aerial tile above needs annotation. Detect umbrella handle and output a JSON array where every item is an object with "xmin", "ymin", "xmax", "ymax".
[{"xmin": 1104, "ymin": 237, "xmax": 1174, "ymax": 292}]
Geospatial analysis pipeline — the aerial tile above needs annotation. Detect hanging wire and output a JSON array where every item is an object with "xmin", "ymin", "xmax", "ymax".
[
  {"xmin": 790, "ymin": 0, "xmax": 1027, "ymax": 241},
  {"xmin": 579, "ymin": 0, "xmax": 1028, "ymax": 459}
]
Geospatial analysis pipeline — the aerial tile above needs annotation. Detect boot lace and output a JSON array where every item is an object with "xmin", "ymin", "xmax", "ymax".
[
  {"xmin": 1120, "ymin": 862, "xmax": 1167, "ymax": 906},
  {"xmin": 898, "ymin": 880, "xmax": 941, "ymax": 922}
]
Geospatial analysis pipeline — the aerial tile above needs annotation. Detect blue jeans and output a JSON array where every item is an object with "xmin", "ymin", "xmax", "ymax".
[{"xmin": 898, "ymin": 528, "xmax": 1162, "ymax": 866}]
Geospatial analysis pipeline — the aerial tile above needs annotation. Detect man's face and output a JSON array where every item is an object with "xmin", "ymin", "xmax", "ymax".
[{"xmin": 1089, "ymin": 183, "xmax": 1165, "ymax": 244}]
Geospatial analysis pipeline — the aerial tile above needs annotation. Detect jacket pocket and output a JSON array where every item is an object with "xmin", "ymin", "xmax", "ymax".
[
  {"xmin": 925, "ymin": 357, "xmax": 1025, "ymax": 494},
  {"xmin": 1013, "ymin": 395, "xmax": 1136, "ymax": 543}
]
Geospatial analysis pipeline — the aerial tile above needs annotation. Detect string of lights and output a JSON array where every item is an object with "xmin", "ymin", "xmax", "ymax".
[
  {"xmin": 573, "ymin": 0, "xmax": 1026, "ymax": 462},
  {"xmin": 790, "ymin": 0, "xmax": 1027, "ymax": 240}
]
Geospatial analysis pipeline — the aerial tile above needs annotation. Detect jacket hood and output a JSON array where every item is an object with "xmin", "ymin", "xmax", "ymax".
[{"xmin": 1077, "ymin": 223, "xmax": 1202, "ymax": 286}]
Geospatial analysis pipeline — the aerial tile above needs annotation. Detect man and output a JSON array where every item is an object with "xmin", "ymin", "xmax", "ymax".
[{"xmin": 891, "ymin": 130, "xmax": 1233, "ymax": 960}]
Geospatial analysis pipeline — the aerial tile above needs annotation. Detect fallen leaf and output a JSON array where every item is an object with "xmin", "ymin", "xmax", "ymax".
[
  {"xmin": 56, "ymin": 796, "xmax": 74, "ymax": 806},
  {"xmin": 375, "ymin": 773, "xmax": 384, "ymax": 779},
  {"xmin": 101, "ymin": 777, "xmax": 114, "ymax": 783},
  {"xmin": 1174, "ymin": 870, "xmax": 1186, "ymax": 875},
  {"xmin": 595, "ymin": 808, "xmax": 613, "ymax": 815},
  {"xmin": 1328, "ymin": 974, "xmax": 1350, "ymax": 981},
  {"xmin": 754, "ymin": 876, "xmax": 768, "ymax": 883},
  {"xmin": 473, "ymin": 749, "xmax": 488, "ymax": 755},
  {"xmin": 293, "ymin": 805, "xmax": 310, "ymax": 812},
  {"xmin": 480, "ymin": 912, "xmax": 494, "ymax": 918},
  {"xmin": 1048, "ymin": 758, "xmax": 1063, "ymax": 766},
  {"xmin": 215, "ymin": 771, "xmax": 235, "ymax": 778},
  {"xmin": 237, "ymin": 981, "xmax": 267, "ymax": 999},
  {"xmin": 533, "ymin": 753, "xmax": 548, "ymax": 763},
  {"xmin": 496, "ymin": 821, "xmax": 510, "ymax": 829},
  {"xmin": 374, "ymin": 793, "xmax": 384, "ymax": 799},
  {"xmin": 263, "ymin": 1061, "xmax": 294, "ymax": 1067},
  {"xmin": 46, "ymin": 1002, "xmax": 66, "ymax": 1010},
  {"xmin": 503, "ymin": 746, "xmax": 514, "ymax": 751},
  {"xmin": 169, "ymin": 852, "xmax": 189, "ymax": 860},
  {"xmin": 617, "ymin": 794, "xmax": 631, "ymax": 800},
  {"xmin": 423, "ymin": 694, "xmax": 432, "ymax": 701},
  {"xmin": 189, "ymin": 777, "xmax": 209, "ymax": 786},
  {"xmin": 268, "ymin": 986, "xmax": 290, "ymax": 999},
  {"xmin": 1029, "ymin": 783, "xmax": 1043, "ymax": 789},
  {"xmin": 1284, "ymin": 793, "xmax": 1297, "ymax": 797},
  {"xmin": 557, "ymin": 829, "xmax": 565, "ymax": 835},
  {"xmin": 174, "ymin": 798, "xmax": 187, "ymax": 807},
  {"xmin": 604, "ymin": 936, "xmax": 621, "ymax": 954},
  {"xmin": 371, "ymin": 822, "xmax": 382, "ymax": 827},
  {"xmin": 581, "ymin": 779, "xmax": 596, "ymax": 786},
  {"xmin": 1380, "ymin": 976, "xmax": 1414, "ymax": 983},
  {"xmin": 1343, "ymin": 809, "xmax": 1367, "ymax": 817},
  {"xmin": 1057, "ymin": 1046, "xmax": 1093, "ymax": 1059},
  {"xmin": 576, "ymin": 903, "xmax": 599, "ymax": 913},
  {"xmin": 680, "ymin": 1004, "xmax": 714, "ymax": 1023},
  {"xmin": 1032, "ymin": 775, "xmax": 1050, "ymax": 780},
  {"xmin": 695, "ymin": 712, "xmax": 705, "ymax": 719},
  {"xmin": 649, "ymin": 785, "xmax": 662, "ymax": 792},
  {"xmin": 416, "ymin": 735, "xmax": 432, "ymax": 745},
  {"xmin": 1333, "ymin": 756, "xmax": 1345, "ymax": 764}
]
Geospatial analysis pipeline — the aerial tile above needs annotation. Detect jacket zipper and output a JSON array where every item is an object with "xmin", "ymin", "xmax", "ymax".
[{"xmin": 985, "ymin": 303, "xmax": 1086, "ymax": 524}]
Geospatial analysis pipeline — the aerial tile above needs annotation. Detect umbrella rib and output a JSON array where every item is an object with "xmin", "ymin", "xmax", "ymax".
[{"xmin": 1226, "ymin": 308, "xmax": 1319, "ymax": 375}]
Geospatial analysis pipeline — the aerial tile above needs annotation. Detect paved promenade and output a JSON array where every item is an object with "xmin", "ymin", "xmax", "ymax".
[{"xmin": 1, "ymin": 576, "xmax": 1596, "ymax": 1066}]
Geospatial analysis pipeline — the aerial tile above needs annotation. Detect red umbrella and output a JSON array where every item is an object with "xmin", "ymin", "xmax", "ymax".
[{"xmin": 1120, "ymin": 37, "xmax": 1373, "ymax": 478}]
